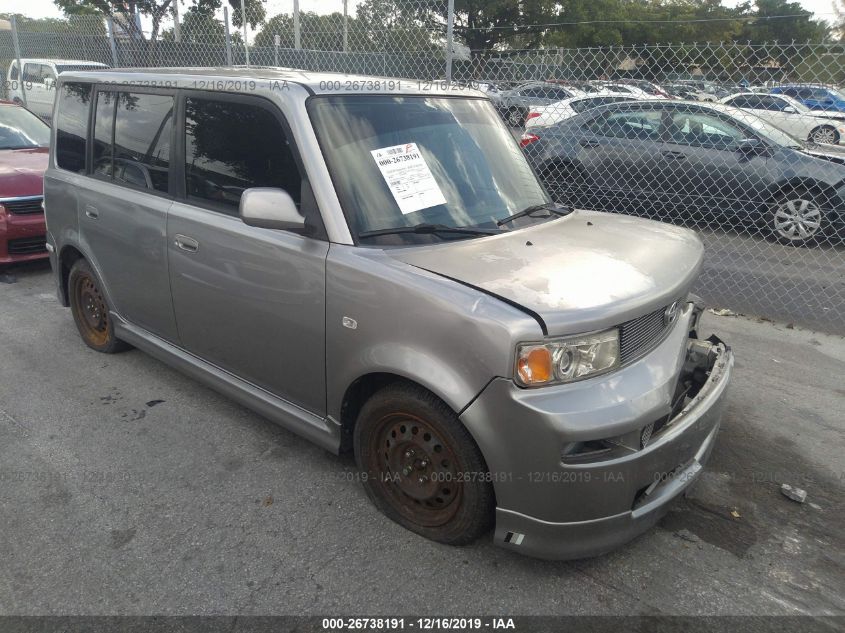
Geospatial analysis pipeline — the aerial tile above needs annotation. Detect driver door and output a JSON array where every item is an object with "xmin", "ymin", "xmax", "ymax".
[
  {"xmin": 167, "ymin": 93, "xmax": 329, "ymax": 415},
  {"xmin": 659, "ymin": 110, "xmax": 771, "ymax": 222}
]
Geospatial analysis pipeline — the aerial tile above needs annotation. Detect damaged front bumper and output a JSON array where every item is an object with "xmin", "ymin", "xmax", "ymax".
[{"xmin": 459, "ymin": 302, "xmax": 734, "ymax": 560}]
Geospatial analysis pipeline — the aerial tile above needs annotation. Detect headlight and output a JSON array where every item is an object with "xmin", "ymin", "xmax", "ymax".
[{"xmin": 515, "ymin": 328, "xmax": 620, "ymax": 387}]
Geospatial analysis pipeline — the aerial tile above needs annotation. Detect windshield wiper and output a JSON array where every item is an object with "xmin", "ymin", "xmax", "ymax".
[
  {"xmin": 358, "ymin": 223, "xmax": 505, "ymax": 239},
  {"xmin": 496, "ymin": 202, "xmax": 572, "ymax": 227}
]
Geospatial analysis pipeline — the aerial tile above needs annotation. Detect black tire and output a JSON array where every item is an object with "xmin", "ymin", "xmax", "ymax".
[
  {"xmin": 768, "ymin": 187, "xmax": 833, "ymax": 246},
  {"xmin": 808, "ymin": 125, "xmax": 839, "ymax": 145},
  {"xmin": 506, "ymin": 107, "xmax": 524, "ymax": 127},
  {"xmin": 353, "ymin": 382, "xmax": 494, "ymax": 545},
  {"xmin": 68, "ymin": 259, "xmax": 130, "ymax": 353}
]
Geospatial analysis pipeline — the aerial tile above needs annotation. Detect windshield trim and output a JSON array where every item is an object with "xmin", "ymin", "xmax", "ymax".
[{"xmin": 306, "ymin": 93, "xmax": 550, "ymax": 247}]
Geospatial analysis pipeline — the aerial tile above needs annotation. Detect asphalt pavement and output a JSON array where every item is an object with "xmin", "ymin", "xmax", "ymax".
[{"xmin": 0, "ymin": 262, "xmax": 843, "ymax": 616}]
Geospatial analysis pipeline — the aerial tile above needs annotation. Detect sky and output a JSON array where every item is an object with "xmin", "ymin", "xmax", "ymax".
[{"xmin": 4, "ymin": 0, "xmax": 841, "ymax": 30}]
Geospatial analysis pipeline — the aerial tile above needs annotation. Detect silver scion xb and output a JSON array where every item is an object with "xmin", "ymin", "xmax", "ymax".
[{"xmin": 44, "ymin": 68, "xmax": 733, "ymax": 560}]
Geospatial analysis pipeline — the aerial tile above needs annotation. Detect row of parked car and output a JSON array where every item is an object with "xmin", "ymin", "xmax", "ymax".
[{"xmin": 484, "ymin": 78, "xmax": 845, "ymax": 129}]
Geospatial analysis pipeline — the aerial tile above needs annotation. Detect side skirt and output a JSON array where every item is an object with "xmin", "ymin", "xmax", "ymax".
[{"xmin": 113, "ymin": 314, "xmax": 341, "ymax": 454}]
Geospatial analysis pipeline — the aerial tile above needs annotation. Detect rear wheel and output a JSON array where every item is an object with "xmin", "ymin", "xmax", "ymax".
[
  {"xmin": 354, "ymin": 382, "xmax": 494, "ymax": 545},
  {"xmin": 68, "ymin": 259, "xmax": 129, "ymax": 353},
  {"xmin": 809, "ymin": 125, "xmax": 839, "ymax": 145}
]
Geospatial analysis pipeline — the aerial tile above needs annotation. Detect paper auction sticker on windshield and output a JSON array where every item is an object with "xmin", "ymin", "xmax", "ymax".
[{"xmin": 371, "ymin": 143, "xmax": 447, "ymax": 215}]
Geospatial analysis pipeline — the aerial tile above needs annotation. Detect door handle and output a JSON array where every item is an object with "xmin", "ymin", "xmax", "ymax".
[
  {"xmin": 579, "ymin": 138, "xmax": 600, "ymax": 148},
  {"xmin": 662, "ymin": 150, "xmax": 686, "ymax": 160},
  {"xmin": 84, "ymin": 204, "xmax": 99, "ymax": 219},
  {"xmin": 174, "ymin": 234, "xmax": 199, "ymax": 253}
]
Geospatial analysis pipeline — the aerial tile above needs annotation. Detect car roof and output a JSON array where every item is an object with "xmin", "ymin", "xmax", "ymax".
[
  {"xmin": 15, "ymin": 59, "xmax": 108, "ymax": 66},
  {"xmin": 585, "ymin": 98, "xmax": 747, "ymax": 118},
  {"xmin": 58, "ymin": 66, "xmax": 484, "ymax": 98},
  {"xmin": 774, "ymin": 84, "xmax": 833, "ymax": 89}
]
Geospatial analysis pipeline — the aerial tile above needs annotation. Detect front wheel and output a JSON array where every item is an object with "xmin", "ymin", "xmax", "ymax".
[
  {"xmin": 354, "ymin": 383, "xmax": 494, "ymax": 545},
  {"xmin": 506, "ymin": 107, "xmax": 524, "ymax": 127},
  {"xmin": 769, "ymin": 188, "xmax": 829, "ymax": 246},
  {"xmin": 68, "ymin": 259, "xmax": 130, "ymax": 353},
  {"xmin": 809, "ymin": 125, "xmax": 839, "ymax": 145}
]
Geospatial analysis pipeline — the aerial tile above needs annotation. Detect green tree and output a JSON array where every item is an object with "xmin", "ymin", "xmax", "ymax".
[
  {"xmin": 255, "ymin": 12, "xmax": 346, "ymax": 50},
  {"xmin": 0, "ymin": 12, "xmax": 105, "ymax": 35},
  {"xmin": 54, "ymin": 0, "xmax": 265, "ymax": 41},
  {"xmin": 739, "ymin": 0, "xmax": 829, "ymax": 43}
]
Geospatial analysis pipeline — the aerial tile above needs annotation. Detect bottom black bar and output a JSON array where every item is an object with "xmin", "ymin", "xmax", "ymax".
[{"xmin": 0, "ymin": 616, "xmax": 841, "ymax": 633}]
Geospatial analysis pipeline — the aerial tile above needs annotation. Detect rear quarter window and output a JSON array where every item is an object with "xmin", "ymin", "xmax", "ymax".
[{"xmin": 55, "ymin": 82, "xmax": 92, "ymax": 174}]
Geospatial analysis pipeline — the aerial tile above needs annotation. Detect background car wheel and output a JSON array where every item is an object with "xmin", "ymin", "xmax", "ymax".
[
  {"xmin": 809, "ymin": 125, "xmax": 839, "ymax": 145},
  {"xmin": 353, "ymin": 382, "xmax": 494, "ymax": 545},
  {"xmin": 68, "ymin": 259, "xmax": 130, "ymax": 353},
  {"xmin": 769, "ymin": 188, "xmax": 829, "ymax": 246},
  {"xmin": 506, "ymin": 107, "xmax": 524, "ymax": 127}
]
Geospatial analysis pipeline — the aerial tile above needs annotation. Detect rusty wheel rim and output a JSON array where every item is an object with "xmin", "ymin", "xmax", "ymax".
[
  {"xmin": 74, "ymin": 274, "xmax": 110, "ymax": 347},
  {"xmin": 368, "ymin": 412, "xmax": 462, "ymax": 527}
]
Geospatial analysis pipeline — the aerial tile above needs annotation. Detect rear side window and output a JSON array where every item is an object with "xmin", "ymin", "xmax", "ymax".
[
  {"xmin": 23, "ymin": 64, "xmax": 40, "ymax": 83},
  {"xmin": 10, "ymin": 62, "xmax": 19, "ymax": 81},
  {"xmin": 55, "ymin": 82, "xmax": 92, "ymax": 174},
  {"xmin": 592, "ymin": 110, "xmax": 663, "ymax": 141},
  {"xmin": 113, "ymin": 92, "xmax": 173, "ymax": 193},
  {"xmin": 184, "ymin": 97, "xmax": 301, "ymax": 212}
]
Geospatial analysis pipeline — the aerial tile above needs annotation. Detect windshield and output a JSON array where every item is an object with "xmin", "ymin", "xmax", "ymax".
[
  {"xmin": 0, "ymin": 105, "xmax": 50, "ymax": 149},
  {"xmin": 308, "ymin": 95, "xmax": 550, "ymax": 244}
]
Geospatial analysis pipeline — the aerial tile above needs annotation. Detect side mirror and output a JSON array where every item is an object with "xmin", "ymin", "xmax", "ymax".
[
  {"xmin": 737, "ymin": 138, "xmax": 765, "ymax": 155},
  {"xmin": 239, "ymin": 187, "xmax": 305, "ymax": 231},
  {"xmin": 783, "ymin": 106, "xmax": 796, "ymax": 113}
]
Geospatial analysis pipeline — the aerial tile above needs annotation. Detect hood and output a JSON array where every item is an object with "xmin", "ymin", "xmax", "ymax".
[
  {"xmin": 800, "ymin": 142, "xmax": 845, "ymax": 164},
  {"xmin": 0, "ymin": 148, "xmax": 48, "ymax": 198},
  {"xmin": 390, "ymin": 210, "xmax": 703, "ymax": 336}
]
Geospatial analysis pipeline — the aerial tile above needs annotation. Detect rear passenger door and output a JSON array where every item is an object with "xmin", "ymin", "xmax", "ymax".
[
  {"xmin": 578, "ymin": 108, "xmax": 667, "ymax": 212},
  {"xmin": 78, "ymin": 87, "xmax": 179, "ymax": 342},
  {"xmin": 167, "ymin": 93, "xmax": 328, "ymax": 415}
]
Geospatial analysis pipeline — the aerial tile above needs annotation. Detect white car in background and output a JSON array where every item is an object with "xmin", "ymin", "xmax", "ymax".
[
  {"xmin": 6, "ymin": 59, "xmax": 109, "ymax": 121},
  {"xmin": 593, "ymin": 82, "xmax": 667, "ymax": 100},
  {"xmin": 525, "ymin": 93, "xmax": 641, "ymax": 130},
  {"xmin": 720, "ymin": 92, "xmax": 845, "ymax": 144}
]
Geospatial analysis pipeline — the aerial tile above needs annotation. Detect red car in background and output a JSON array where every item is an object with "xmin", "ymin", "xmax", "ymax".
[{"xmin": 0, "ymin": 100, "xmax": 50, "ymax": 266}]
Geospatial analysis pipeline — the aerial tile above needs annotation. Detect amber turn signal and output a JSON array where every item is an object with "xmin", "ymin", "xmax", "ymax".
[{"xmin": 516, "ymin": 346, "xmax": 553, "ymax": 385}]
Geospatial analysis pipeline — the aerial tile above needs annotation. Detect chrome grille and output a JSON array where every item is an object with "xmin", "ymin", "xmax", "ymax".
[
  {"xmin": 2, "ymin": 196, "xmax": 43, "ymax": 215},
  {"xmin": 619, "ymin": 304, "xmax": 674, "ymax": 363}
]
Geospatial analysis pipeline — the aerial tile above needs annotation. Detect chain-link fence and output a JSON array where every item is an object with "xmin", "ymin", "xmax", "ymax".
[{"xmin": 2, "ymin": 3, "xmax": 844, "ymax": 333}]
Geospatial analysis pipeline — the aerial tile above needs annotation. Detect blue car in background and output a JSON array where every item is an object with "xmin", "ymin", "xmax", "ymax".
[{"xmin": 771, "ymin": 85, "xmax": 845, "ymax": 113}]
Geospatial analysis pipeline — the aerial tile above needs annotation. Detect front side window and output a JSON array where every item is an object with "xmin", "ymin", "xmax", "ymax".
[
  {"xmin": 113, "ymin": 92, "xmax": 173, "ymax": 193},
  {"xmin": 184, "ymin": 97, "xmax": 302, "ymax": 212},
  {"xmin": 55, "ymin": 82, "xmax": 92, "ymax": 174},
  {"xmin": 668, "ymin": 112, "xmax": 743, "ymax": 149},
  {"xmin": 41, "ymin": 65, "xmax": 56, "ymax": 83},
  {"xmin": 308, "ymin": 95, "xmax": 549, "ymax": 243},
  {"xmin": 9, "ymin": 62, "xmax": 19, "ymax": 81}
]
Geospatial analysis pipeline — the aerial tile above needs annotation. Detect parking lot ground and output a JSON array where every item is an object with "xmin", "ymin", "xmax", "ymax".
[{"xmin": 0, "ymin": 262, "xmax": 843, "ymax": 616}]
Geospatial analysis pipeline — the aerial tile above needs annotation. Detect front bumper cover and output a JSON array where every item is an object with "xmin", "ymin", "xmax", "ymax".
[{"xmin": 460, "ymin": 306, "xmax": 733, "ymax": 560}]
